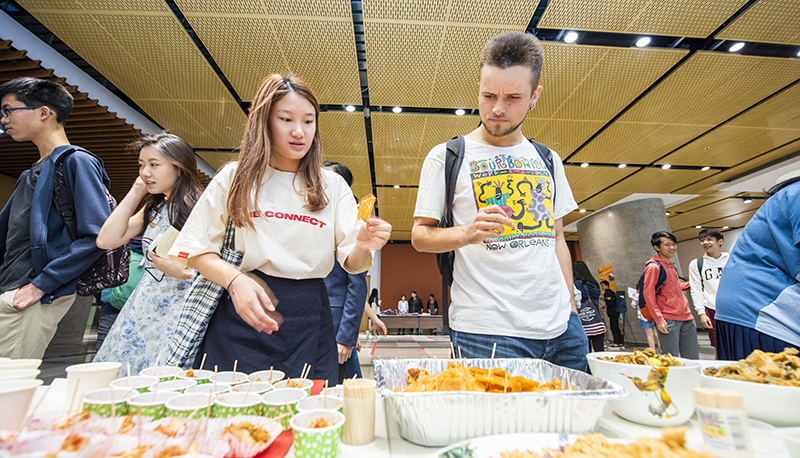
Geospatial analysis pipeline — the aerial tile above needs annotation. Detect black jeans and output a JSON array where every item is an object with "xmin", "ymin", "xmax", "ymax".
[{"xmin": 608, "ymin": 310, "xmax": 623, "ymax": 345}]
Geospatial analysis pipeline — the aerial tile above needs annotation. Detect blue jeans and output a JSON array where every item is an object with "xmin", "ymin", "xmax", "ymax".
[{"xmin": 450, "ymin": 311, "xmax": 589, "ymax": 372}]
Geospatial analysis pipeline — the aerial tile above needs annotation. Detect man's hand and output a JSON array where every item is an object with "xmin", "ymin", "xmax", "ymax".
[
  {"xmin": 463, "ymin": 205, "xmax": 514, "ymax": 244},
  {"xmin": 656, "ymin": 322, "xmax": 669, "ymax": 334},
  {"xmin": 700, "ymin": 313, "xmax": 713, "ymax": 329},
  {"xmin": 12, "ymin": 283, "xmax": 45, "ymax": 310},
  {"xmin": 337, "ymin": 343, "xmax": 353, "ymax": 364}
]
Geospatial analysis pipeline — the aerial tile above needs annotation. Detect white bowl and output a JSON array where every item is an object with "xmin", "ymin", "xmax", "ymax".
[
  {"xmin": 701, "ymin": 360, "xmax": 800, "ymax": 427},
  {"xmin": 587, "ymin": 352, "xmax": 700, "ymax": 427},
  {"xmin": 0, "ymin": 379, "xmax": 43, "ymax": 430},
  {"xmin": 248, "ymin": 369, "xmax": 285, "ymax": 383},
  {"xmin": 0, "ymin": 359, "xmax": 42, "ymax": 371},
  {"xmin": 176, "ymin": 369, "xmax": 214, "ymax": 382},
  {"xmin": 0, "ymin": 369, "xmax": 40, "ymax": 381}
]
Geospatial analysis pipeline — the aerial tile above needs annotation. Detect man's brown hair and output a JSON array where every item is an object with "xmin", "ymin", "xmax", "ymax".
[{"xmin": 479, "ymin": 31, "xmax": 544, "ymax": 92}]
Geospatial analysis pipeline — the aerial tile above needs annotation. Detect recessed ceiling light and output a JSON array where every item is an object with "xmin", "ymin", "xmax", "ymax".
[
  {"xmin": 695, "ymin": 225, "xmax": 702, "ymax": 229},
  {"xmin": 564, "ymin": 31, "xmax": 579, "ymax": 43},
  {"xmin": 635, "ymin": 36, "xmax": 651, "ymax": 48},
  {"xmin": 581, "ymin": 163, "xmax": 589, "ymax": 168},
  {"xmin": 701, "ymin": 166, "xmax": 711, "ymax": 171},
  {"xmin": 661, "ymin": 164, "xmax": 671, "ymax": 170},
  {"xmin": 393, "ymin": 185, "xmax": 400, "ymax": 189},
  {"xmin": 618, "ymin": 163, "xmax": 627, "ymax": 169},
  {"xmin": 722, "ymin": 226, "xmax": 729, "ymax": 229},
  {"xmin": 345, "ymin": 105, "xmax": 356, "ymax": 112},
  {"xmin": 797, "ymin": 50, "xmax": 800, "ymax": 57},
  {"xmin": 729, "ymin": 42, "xmax": 745, "ymax": 52},
  {"xmin": 579, "ymin": 209, "xmax": 586, "ymax": 213},
  {"xmin": 743, "ymin": 198, "xmax": 752, "ymax": 204},
  {"xmin": 666, "ymin": 212, "xmax": 671, "ymax": 216},
  {"xmin": 392, "ymin": 106, "xmax": 402, "ymax": 113},
  {"xmin": 455, "ymin": 109, "xmax": 465, "ymax": 116}
]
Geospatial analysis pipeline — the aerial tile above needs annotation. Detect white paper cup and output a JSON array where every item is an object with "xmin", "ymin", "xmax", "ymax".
[
  {"xmin": 109, "ymin": 375, "xmax": 159, "ymax": 393},
  {"xmin": 319, "ymin": 385, "xmax": 343, "ymax": 398},
  {"xmin": 127, "ymin": 391, "xmax": 181, "ymax": 420},
  {"xmin": 0, "ymin": 379, "xmax": 43, "ymax": 430},
  {"xmin": 185, "ymin": 382, "xmax": 231, "ymax": 395},
  {"xmin": 261, "ymin": 388, "xmax": 307, "ymax": 430},
  {"xmin": 65, "ymin": 362, "xmax": 122, "ymax": 412},
  {"xmin": 296, "ymin": 395, "xmax": 343, "ymax": 413},
  {"xmin": 248, "ymin": 370, "xmax": 285, "ymax": 383},
  {"xmin": 148, "ymin": 379, "xmax": 197, "ymax": 393},
  {"xmin": 228, "ymin": 381, "xmax": 273, "ymax": 395},
  {"xmin": 176, "ymin": 369, "xmax": 214, "ymax": 384},
  {"xmin": 140, "ymin": 366, "xmax": 180, "ymax": 380},
  {"xmin": 82, "ymin": 387, "xmax": 134, "ymax": 417},
  {"xmin": 290, "ymin": 410, "xmax": 346, "ymax": 458},
  {"xmin": 0, "ymin": 359, "xmax": 42, "ymax": 371},
  {"xmin": 165, "ymin": 393, "xmax": 215, "ymax": 419},
  {"xmin": 0, "ymin": 369, "xmax": 40, "ymax": 381},
  {"xmin": 209, "ymin": 371, "xmax": 248, "ymax": 385},
  {"xmin": 273, "ymin": 378, "xmax": 314, "ymax": 395},
  {"xmin": 214, "ymin": 392, "xmax": 263, "ymax": 417}
]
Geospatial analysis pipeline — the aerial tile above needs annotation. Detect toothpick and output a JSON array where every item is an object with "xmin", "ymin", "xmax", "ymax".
[
  {"xmin": 233, "ymin": 360, "xmax": 238, "ymax": 381},
  {"xmin": 214, "ymin": 365, "xmax": 218, "ymax": 394},
  {"xmin": 68, "ymin": 378, "xmax": 81, "ymax": 414},
  {"xmin": 450, "ymin": 342, "xmax": 456, "ymax": 360},
  {"xmin": 155, "ymin": 353, "xmax": 161, "ymax": 367},
  {"xmin": 324, "ymin": 380, "xmax": 329, "ymax": 409},
  {"xmin": 491, "ymin": 343, "xmax": 497, "ymax": 360},
  {"xmin": 151, "ymin": 377, "xmax": 159, "ymax": 402},
  {"xmin": 458, "ymin": 346, "xmax": 462, "ymax": 360},
  {"xmin": 127, "ymin": 363, "xmax": 131, "ymax": 386},
  {"xmin": 198, "ymin": 354, "xmax": 207, "ymax": 372},
  {"xmin": 244, "ymin": 378, "xmax": 254, "ymax": 398},
  {"xmin": 269, "ymin": 366, "xmax": 273, "ymax": 382}
]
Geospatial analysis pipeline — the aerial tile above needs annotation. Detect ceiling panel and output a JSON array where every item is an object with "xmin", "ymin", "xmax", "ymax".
[
  {"xmin": 667, "ymin": 198, "xmax": 763, "ymax": 230},
  {"xmin": 573, "ymin": 123, "xmax": 710, "ymax": 164},
  {"xmin": 576, "ymin": 191, "xmax": 632, "ymax": 211},
  {"xmin": 563, "ymin": 165, "xmax": 638, "ymax": 203},
  {"xmin": 538, "ymin": 0, "xmax": 748, "ymax": 38},
  {"xmin": 522, "ymin": 119, "xmax": 606, "ymax": 156},
  {"xmin": 177, "ymin": 0, "xmax": 361, "ymax": 104},
  {"xmin": 715, "ymin": 0, "xmax": 800, "ymax": 46},
  {"xmin": 319, "ymin": 112, "xmax": 372, "ymax": 199},
  {"xmin": 196, "ymin": 151, "xmax": 237, "ymax": 171},
  {"xmin": 373, "ymin": 156, "xmax": 425, "ymax": 187},
  {"xmin": 608, "ymin": 169, "xmax": 711, "ymax": 194},
  {"xmin": 665, "ymin": 191, "xmax": 738, "ymax": 213}
]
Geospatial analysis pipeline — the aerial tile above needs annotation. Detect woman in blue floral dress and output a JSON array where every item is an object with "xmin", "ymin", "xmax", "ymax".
[{"xmin": 94, "ymin": 133, "xmax": 202, "ymax": 375}]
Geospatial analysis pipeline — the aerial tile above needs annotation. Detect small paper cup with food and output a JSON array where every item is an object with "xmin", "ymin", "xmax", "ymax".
[
  {"xmin": 109, "ymin": 375, "xmax": 159, "ymax": 393},
  {"xmin": 228, "ymin": 381, "xmax": 273, "ymax": 395},
  {"xmin": 290, "ymin": 410, "xmax": 345, "ymax": 458},
  {"xmin": 140, "ymin": 366, "xmax": 180, "ymax": 381},
  {"xmin": 296, "ymin": 395, "xmax": 343, "ymax": 414},
  {"xmin": 210, "ymin": 371, "xmax": 248, "ymax": 386},
  {"xmin": 148, "ymin": 379, "xmax": 197, "ymax": 393},
  {"xmin": 185, "ymin": 382, "xmax": 231, "ymax": 396},
  {"xmin": 214, "ymin": 393, "xmax": 263, "ymax": 418},
  {"xmin": 273, "ymin": 378, "xmax": 314, "ymax": 395},
  {"xmin": 261, "ymin": 388, "xmax": 307, "ymax": 430},
  {"xmin": 319, "ymin": 385, "xmax": 343, "ymax": 399},
  {"xmin": 127, "ymin": 391, "xmax": 181, "ymax": 420},
  {"xmin": 164, "ymin": 393, "xmax": 216, "ymax": 419},
  {"xmin": 215, "ymin": 416, "xmax": 283, "ymax": 458},
  {"xmin": 177, "ymin": 368, "xmax": 213, "ymax": 384},
  {"xmin": 248, "ymin": 369, "xmax": 285, "ymax": 383},
  {"xmin": 82, "ymin": 388, "xmax": 133, "ymax": 417}
]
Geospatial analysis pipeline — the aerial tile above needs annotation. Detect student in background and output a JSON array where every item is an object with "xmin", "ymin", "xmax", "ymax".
[
  {"xmin": 427, "ymin": 293, "xmax": 439, "ymax": 315},
  {"xmin": 688, "ymin": 228, "xmax": 728, "ymax": 357},
  {"xmin": 573, "ymin": 261, "xmax": 605, "ymax": 352},
  {"xmin": 632, "ymin": 280, "xmax": 660, "ymax": 354},
  {"xmin": 600, "ymin": 280, "xmax": 623, "ymax": 348}
]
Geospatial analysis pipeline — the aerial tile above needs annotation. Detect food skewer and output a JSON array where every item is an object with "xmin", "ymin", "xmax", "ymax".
[
  {"xmin": 127, "ymin": 362, "xmax": 131, "ymax": 386},
  {"xmin": 198, "ymin": 353, "xmax": 207, "ymax": 372},
  {"xmin": 269, "ymin": 365, "xmax": 273, "ymax": 382},
  {"xmin": 155, "ymin": 353, "xmax": 161, "ymax": 367},
  {"xmin": 323, "ymin": 380, "xmax": 329, "ymax": 409},
  {"xmin": 232, "ymin": 359, "xmax": 238, "ymax": 382}
]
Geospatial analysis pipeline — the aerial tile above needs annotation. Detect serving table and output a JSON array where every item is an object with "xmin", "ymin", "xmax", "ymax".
[
  {"xmin": 27, "ymin": 379, "xmax": 797, "ymax": 458},
  {"xmin": 379, "ymin": 314, "xmax": 443, "ymax": 333}
]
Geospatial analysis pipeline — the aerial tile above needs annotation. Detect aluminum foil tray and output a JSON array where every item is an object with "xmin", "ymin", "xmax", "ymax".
[{"xmin": 375, "ymin": 358, "xmax": 627, "ymax": 447}]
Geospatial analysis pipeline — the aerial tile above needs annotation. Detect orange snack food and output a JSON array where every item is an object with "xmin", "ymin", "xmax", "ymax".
[
  {"xmin": 400, "ymin": 362, "xmax": 562, "ymax": 393},
  {"xmin": 284, "ymin": 378, "xmax": 302, "ymax": 388},
  {"xmin": 53, "ymin": 410, "xmax": 90, "ymax": 429},
  {"xmin": 223, "ymin": 422, "xmax": 272, "ymax": 444},
  {"xmin": 185, "ymin": 369, "xmax": 195, "ymax": 378},
  {"xmin": 60, "ymin": 434, "xmax": 89, "ymax": 452},
  {"xmin": 154, "ymin": 417, "xmax": 185, "ymax": 437},
  {"xmin": 112, "ymin": 446, "xmax": 154, "ymax": 458},
  {"xmin": 357, "ymin": 194, "xmax": 376, "ymax": 221},
  {"xmin": 309, "ymin": 417, "xmax": 331, "ymax": 429}
]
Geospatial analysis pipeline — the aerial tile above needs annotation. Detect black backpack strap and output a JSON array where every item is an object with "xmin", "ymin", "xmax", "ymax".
[
  {"xmin": 439, "ymin": 136, "xmax": 465, "ymax": 334},
  {"xmin": 528, "ymin": 139, "xmax": 556, "ymax": 202},
  {"xmin": 53, "ymin": 147, "xmax": 84, "ymax": 241},
  {"xmin": 696, "ymin": 255, "xmax": 705, "ymax": 289}
]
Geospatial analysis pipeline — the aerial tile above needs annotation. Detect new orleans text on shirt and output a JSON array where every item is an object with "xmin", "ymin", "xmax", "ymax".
[
  {"xmin": 251, "ymin": 210, "xmax": 327, "ymax": 228},
  {"xmin": 470, "ymin": 153, "xmax": 555, "ymax": 251}
]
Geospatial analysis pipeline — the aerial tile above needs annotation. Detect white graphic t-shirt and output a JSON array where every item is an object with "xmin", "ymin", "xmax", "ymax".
[{"xmin": 414, "ymin": 136, "xmax": 577, "ymax": 339}]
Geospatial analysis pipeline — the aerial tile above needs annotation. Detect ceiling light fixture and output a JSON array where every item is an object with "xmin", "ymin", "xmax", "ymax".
[
  {"xmin": 635, "ymin": 36, "xmax": 651, "ymax": 47},
  {"xmin": 579, "ymin": 209, "xmax": 586, "ymax": 213},
  {"xmin": 661, "ymin": 164, "xmax": 671, "ymax": 170},
  {"xmin": 564, "ymin": 31, "xmax": 579, "ymax": 44},
  {"xmin": 722, "ymin": 226, "xmax": 729, "ymax": 229},
  {"xmin": 455, "ymin": 109, "xmax": 465, "ymax": 116},
  {"xmin": 392, "ymin": 106, "xmax": 402, "ymax": 113},
  {"xmin": 345, "ymin": 105, "xmax": 356, "ymax": 112},
  {"xmin": 581, "ymin": 163, "xmax": 589, "ymax": 168},
  {"xmin": 743, "ymin": 198, "xmax": 752, "ymax": 204},
  {"xmin": 393, "ymin": 185, "xmax": 400, "ymax": 189},
  {"xmin": 618, "ymin": 163, "xmax": 627, "ymax": 169},
  {"xmin": 695, "ymin": 225, "xmax": 702, "ymax": 229},
  {"xmin": 797, "ymin": 50, "xmax": 800, "ymax": 57},
  {"xmin": 701, "ymin": 166, "xmax": 711, "ymax": 171},
  {"xmin": 729, "ymin": 42, "xmax": 745, "ymax": 52},
  {"xmin": 666, "ymin": 212, "xmax": 671, "ymax": 216}
]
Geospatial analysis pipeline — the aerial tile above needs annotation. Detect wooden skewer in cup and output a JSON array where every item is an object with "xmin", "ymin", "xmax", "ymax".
[{"xmin": 198, "ymin": 353, "xmax": 207, "ymax": 372}]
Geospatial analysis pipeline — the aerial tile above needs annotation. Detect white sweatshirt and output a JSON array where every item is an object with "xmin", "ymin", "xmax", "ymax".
[{"xmin": 688, "ymin": 252, "xmax": 729, "ymax": 314}]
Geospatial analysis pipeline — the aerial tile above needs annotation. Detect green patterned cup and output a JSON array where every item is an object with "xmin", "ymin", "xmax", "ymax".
[
  {"xmin": 141, "ymin": 366, "xmax": 180, "ymax": 381},
  {"xmin": 262, "ymin": 388, "xmax": 307, "ymax": 430},
  {"xmin": 165, "ymin": 393, "xmax": 216, "ymax": 419},
  {"xmin": 296, "ymin": 395, "xmax": 343, "ymax": 415},
  {"xmin": 229, "ymin": 381, "xmax": 273, "ymax": 395},
  {"xmin": 177, "ymin": 369, "xmax": 214, "ymax": 384},
  {"xmin": 148, "ymin": 379, "xmax": 197, "ymax": 393},
  {"xmin": 210, "ymin": 371, "xmax": 249, "ymax": 386},
  {"xmin": 214, "ymin": 392, "xmax": 262, "ymax": 417},
  {"xmin": 290, "ymin": 410, "xmax": 345, "ymax": 458},
  {"xmin": 185, "ymin": 382, "xmax": 231, "ymax": 396},
  {"xmin": 127, "ymin": 391, "xmax": 180, "ymax": 419},
  {"xmin": 248, "ymin": 370, "xmax": 285, "ymax": 383},
  {"xmin": 82, "ymin": 388, "xmax": 132, "ymax": 417},
  {"xmin": 273, "ymin": 378, "xmax": 314, "ymax": 396},
  {"xmin": 110, "ymin": 375, "xmax": 159, "ymax": 393}
]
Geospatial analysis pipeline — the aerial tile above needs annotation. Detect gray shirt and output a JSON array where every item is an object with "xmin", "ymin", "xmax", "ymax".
[{"xmin": 0, "ymin": 159, "xmax": 45, "ymax": 293}]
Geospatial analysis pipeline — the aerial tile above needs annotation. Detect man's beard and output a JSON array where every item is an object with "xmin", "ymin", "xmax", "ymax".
[{"xmin": 481, "ymin": 117, "xmax": 525, "ymax": 138}]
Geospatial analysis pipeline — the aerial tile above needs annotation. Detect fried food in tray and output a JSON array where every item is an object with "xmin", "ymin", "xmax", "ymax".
[
  {"xmin": 703, "ymin": 347, "xmax": 800, "ymax": 387},
  {"xmin": 497, "ymin": 428, "xmax": 712, "ymax": 458},
  {"xmin": 223, "ymin": 421, "xmax": 272, "ymax": 444},
  {"xmin": 599, "ymin": 348, "xmax": 683, "ymax": 367},
  {"xmin": 400, "ymin": 361, "xmax": 562, "ymax": 393}
]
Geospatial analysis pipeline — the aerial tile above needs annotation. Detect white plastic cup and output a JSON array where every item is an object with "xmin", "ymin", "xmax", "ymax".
[
  {"xmin": 0, "ymin": 379, "xmax": 43, "ymax": 430},
  {"xmin": 65, "ymin": 362, "xmax": 121, "ymax": 412},
  {"xmin": 0, "ymin": 359, "xmax": 42, "ymax": 371},
  {"xmin": 0, "ymin": 369, "xmax": 40, "ymax": 381}
]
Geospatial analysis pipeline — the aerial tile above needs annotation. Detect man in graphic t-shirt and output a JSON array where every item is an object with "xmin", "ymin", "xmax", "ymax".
[{"xmin": 412, "ymin": 31, "xmax": 587, "ymax": 371}]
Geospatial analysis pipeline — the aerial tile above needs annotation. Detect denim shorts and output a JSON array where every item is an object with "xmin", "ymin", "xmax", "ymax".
[
  {"xmin": 450, "ymin": 311, "xmax": 589, "ymax": 372},
  {"xmin": 639, "ymin": 318, "xmax": 655, "ymax": 329}
]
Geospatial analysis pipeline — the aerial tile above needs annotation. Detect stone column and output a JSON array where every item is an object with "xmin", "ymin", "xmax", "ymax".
[{"xmin": 577, "ymin": 198, "xmax": 682, "ymax": 346}]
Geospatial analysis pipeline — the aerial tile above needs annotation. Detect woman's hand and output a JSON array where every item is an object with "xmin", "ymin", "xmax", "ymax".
[
  {"xmin": 132, "ymin": 176, "xmax": 148, "ymax": 196},
  {"xmin": 356, "ymin": 218, "xmax": 392, "ymax": 251},
  {"xmin": 228, "ymin": 273, "xmax": 283, "ymax": 334},
  {"xmin": 149, "ymin": 249, "xmax": 193, "ymax": 280},
  {"xmin": 374, "ymin": 318, "xmax": 387, "ymax": 336}
]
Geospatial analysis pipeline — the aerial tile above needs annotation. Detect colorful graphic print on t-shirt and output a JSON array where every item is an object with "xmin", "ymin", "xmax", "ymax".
[{"xmin": 469, "ymin": 153, "xmax": 554, "ymax": 241}]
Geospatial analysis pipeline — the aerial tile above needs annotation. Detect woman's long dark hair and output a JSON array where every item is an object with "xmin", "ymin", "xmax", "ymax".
[
  {"xmin": 131, "ymin": 133, "xmax": 203, "ymax": 231},
  {"xmin": 572, "ymin": 261, "xmax": 599, "ymax": 286},
  {"xmin": 368, "ymin": 288, "xmax": 379, "ymax": 305}
]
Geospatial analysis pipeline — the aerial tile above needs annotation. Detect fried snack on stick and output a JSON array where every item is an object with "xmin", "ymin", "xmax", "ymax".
[{"xmin": 357, "ymin": 194, "xmax": 376, "ymax": 222}]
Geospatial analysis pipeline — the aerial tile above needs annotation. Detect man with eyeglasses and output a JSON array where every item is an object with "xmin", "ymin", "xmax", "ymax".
[
  {"xmin": 0, "ymin": 77, "xmax": 112, "ymax": 359},
  {"xmin": 642, "ymin": 231, "xmax": 699, "ymax": 359}
]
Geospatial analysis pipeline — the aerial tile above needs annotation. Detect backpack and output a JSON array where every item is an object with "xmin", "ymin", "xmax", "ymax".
[
  {"xmin": 616, "ymin": 291, "xmax": 627, "ymax": 314},
  {"xmin": 636, "ymin": 260, "xmax": 676, "ymax": 323},
  {"xmin": 53, "ymin": 148, "xmax": 131, "ymax": 296}
]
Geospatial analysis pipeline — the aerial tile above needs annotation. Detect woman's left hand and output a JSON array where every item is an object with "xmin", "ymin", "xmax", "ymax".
[
  {"xmin": 356, "ymin": 218, "xmax": 392, "ymax": 251},
  {"xmin": 149, "ymin": 249, "xmax": 194, "ymax": 280}
]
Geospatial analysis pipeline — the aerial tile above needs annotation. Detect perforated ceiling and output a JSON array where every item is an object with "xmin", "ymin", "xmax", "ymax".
[{"xmin": 716, "ymin": 0, "xmax": 800, "ymax": 46}]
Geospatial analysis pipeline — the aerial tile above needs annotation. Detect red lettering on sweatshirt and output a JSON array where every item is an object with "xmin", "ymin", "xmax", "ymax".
[{"xmin": 260, "ymin": 210, "xmax": 327, "ymax": 228}]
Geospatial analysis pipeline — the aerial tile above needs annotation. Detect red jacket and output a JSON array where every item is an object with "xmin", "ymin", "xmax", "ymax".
[{"xmin": 643, "ymin": 255, "xmax": 692, "ymax": 324}]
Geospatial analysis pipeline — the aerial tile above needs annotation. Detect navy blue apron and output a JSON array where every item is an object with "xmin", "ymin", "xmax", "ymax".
[{"xmin": 196, "ymin": 271, "xmax": 338, "ymax": 385}]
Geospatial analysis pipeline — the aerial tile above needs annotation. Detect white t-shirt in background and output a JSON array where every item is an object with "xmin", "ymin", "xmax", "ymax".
[
  {"xmin": 414, "ymin": 136, "xmax": 578, "ymax": 340},
  {"xmin": 688, "ymin": 252, "xmax": 729, "ymax": 314}
]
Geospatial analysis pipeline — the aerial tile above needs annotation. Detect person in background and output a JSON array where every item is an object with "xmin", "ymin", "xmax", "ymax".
[
  {"xmin": 573, "ymin": 261, "xmax": 605, "ymax": 353},
  {"xmin": 600, "ymin": 280, "xmax": 623, "ymax": 348},
  {"xmin": 715, "ymin": 171, "xmax": 800, "ymax": 360},
  {"xmin": 0, "ymin": 77, "xmax": 111, "ymax": 359},
  {"xmin": 368, "ymin": 288, "xmax": 380, "ymax": 315},
  {"xmin": 322, "ymin": 160, "xmax": 368, "ymax": 382},
  {"xmin": 94, "ymin": 133, "xmax": 201, "ymax": 375},
  {"xmin": 408, "ymin": 290, "xmax": 423, "ymax": 334},
  {"xmin": 95, "ymin": 240, "xmax": 145, "ymax": 351},
  {"xmin": 631, "ymin": 280, "xmax": 660, "ymax": 354},
  {"xmin": 688, "ymin": 228, "xmax": 728, "ymax": 358},
  {"xmin": 398, "ymin": 294, "xmax": 409, "ymax": 314},
  {"xmin": 643, "ymin": 231, "xmax": 699, "ymax": 359},
  {"xmin": 427, "ymin": 293, "xmax": 438, "ymax": 315}
]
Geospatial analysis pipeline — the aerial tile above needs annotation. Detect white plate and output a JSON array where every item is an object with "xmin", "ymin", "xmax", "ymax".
[{"xmin": 430, "ymin": 433, "xmax": 580, "ymax": 458}]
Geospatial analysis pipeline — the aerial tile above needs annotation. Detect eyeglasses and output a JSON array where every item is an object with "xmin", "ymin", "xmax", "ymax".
[{"xmin": 0, "ymin": 106, "xmax": 40, "ymax": 118}]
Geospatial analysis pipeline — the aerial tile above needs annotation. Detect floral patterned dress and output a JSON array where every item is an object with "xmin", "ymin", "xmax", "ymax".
[{"xmin": 94, "ymin": 207, "xmax": 192, "ymax": 376}]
